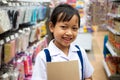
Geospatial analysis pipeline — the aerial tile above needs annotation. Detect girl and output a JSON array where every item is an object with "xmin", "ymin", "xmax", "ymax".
[{"xmin": 32, "ymin": 3, "xmax": 94, "ymax": 80}]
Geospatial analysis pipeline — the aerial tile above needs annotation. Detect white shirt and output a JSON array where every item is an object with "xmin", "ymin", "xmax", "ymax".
[{"xmin": 31, "ymin": 40, "xmax": 94, "ymax": 80}]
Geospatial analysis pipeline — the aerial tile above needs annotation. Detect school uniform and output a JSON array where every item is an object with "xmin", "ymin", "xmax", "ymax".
[{"xmin": 31, "ymin": 39, "xmax": 94, "ymax": 80}]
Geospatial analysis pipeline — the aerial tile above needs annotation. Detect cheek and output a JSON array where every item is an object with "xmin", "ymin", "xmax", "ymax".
[
  {"xmin": 53, "ymin": 30, "xmax": 64, "ymax": 38},
  {"xmin": 73, "ymin": 32, "xmax": 78, "ymax": 38},
  {"xmin": 54, "ymin": 30, "xmax": 63, "ymax": 36}
]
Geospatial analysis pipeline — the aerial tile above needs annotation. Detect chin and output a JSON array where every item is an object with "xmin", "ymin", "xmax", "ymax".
[{"xmin": 63, "ymin": 43, "xmax": 70, "ymax": 47}]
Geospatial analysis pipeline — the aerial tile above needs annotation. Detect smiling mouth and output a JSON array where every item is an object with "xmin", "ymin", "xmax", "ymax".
[{"xmin": 63, "ymin": 37, "xmax": 72, "ymax": 43}]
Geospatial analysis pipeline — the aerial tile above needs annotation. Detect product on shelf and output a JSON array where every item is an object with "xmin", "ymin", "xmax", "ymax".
[{"xmin": 105, "ymin": 55, "xmax": 120, "ymax": 75}]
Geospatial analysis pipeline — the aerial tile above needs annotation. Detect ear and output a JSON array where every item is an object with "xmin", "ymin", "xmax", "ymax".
[{"xmin": 49, "ymin": 22, "xmax": 54, "ymax": 33}]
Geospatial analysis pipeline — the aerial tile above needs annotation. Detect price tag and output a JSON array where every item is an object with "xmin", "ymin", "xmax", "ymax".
[
  {"xmin": 8, "ymin": 2, "xmax": 12, "ymax": 6},
  {"xmin": 5, "ymin": 37, "xmax": 10, "ymax": 42},
  {"xmin": 10, "ymin": 35, "xmax": 15, "ymax": 40},
  {"xmin": 27, "ymin": 28, "xmax": 31, "ymax": 31},
  {"xmin": 2, "ymin": 0, "xmax": 8, "ymax": 4},
  {"xmin": 16, "ymin": 3, "xmax": 20, "ymax": 6},
  {"xmin": 2, "ymin": 73, "xmax": 9, "ymax": 78},
  {"xmin": 15, "ymin": 33, "xmax": 19, "ymax": 38},
  {"xmin": 0, "ymin": 40, "xmax": 4, "ymax": 45}
]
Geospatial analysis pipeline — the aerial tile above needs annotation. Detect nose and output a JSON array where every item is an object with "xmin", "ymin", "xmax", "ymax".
[{"xmin": 65, "ymin": 29, "xmax": 72, "ymax": 35}]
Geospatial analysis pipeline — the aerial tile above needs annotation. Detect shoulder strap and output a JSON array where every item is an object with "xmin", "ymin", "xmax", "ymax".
[
  {"xmin": 75, "ymin": 45, "xmax": 84, "ymax": 80},
  {"xmin": 44, "ymin": 46, "xmax": 84, "ymax": 79},
  {"xmin": 44, "ymin": 49, "xmax": 51, "ymax": 62}
]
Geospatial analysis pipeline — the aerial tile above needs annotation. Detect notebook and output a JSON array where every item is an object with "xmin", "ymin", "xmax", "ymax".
[{"xmin": 47, "ymin": 60, "xmax": 80, "ymax": 80}]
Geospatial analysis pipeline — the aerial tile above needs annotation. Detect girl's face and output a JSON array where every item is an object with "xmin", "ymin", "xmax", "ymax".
[{"xmin": 49, "ymin": 15, "xmax": 79, "ymax": 49}]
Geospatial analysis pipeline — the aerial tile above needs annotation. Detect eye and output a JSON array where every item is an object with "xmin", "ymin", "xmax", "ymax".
[
  {"xmin": 72, "ymin": 26, "xmax": 79, "ymax": 31},
  {"xmin": 61, "ymin": 26, "xmax": 67, "ymax": 29}
]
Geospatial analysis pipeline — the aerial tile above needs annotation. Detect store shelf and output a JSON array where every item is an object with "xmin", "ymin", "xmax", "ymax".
[
  {"xmin": 107, "ymin": 13, "xmax": 120, "ymax": 18},
  {"xmin": 106, "ymin": 41, "xmax": 117, "ymax": 56},
  {"xmin": 103, "ymin": 60, "xmax": 111, "ymax": 77},
  {"xmin": 103, "ymin": 60, "xmax": 120, "ymax": 80},
  {"xmin": 15, "ymin": 0, "xmax": 50, "ymax": 2},
  {"xmin": 107, "ymin": 26, "xmax": 120, "ymax": 35}
]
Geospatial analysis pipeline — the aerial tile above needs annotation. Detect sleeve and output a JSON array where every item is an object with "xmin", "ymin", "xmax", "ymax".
[
  {"xmin": 31, "ymin": 51, "xmax": 47, "ymax": 80},
  {"xmin": 81, "ymin": 48, "xmax": 94, "ymax": 78}
]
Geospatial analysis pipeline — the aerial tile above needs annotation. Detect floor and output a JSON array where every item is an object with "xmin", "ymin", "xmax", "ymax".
[{"xmin": 87, "ymin": 30, "xmax": 109, "ymax": 80}]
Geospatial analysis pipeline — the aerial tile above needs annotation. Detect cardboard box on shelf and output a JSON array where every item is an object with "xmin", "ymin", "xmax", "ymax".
[
  {"xmin": 115, "ymin": 35, "xmax": 120, "ymax": 44},
  {"xmin": 114, "ymin": 20, "xmax": 120, "ymax": 32}
]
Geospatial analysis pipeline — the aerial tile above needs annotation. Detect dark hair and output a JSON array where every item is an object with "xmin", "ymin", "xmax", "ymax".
[
  {"xmin": 50, "ymin": 3, "xmax": 80, "ymax": 27},
  {"xmin": 47, "ymin": 4, "xmax": 80, "ymax": 43}
]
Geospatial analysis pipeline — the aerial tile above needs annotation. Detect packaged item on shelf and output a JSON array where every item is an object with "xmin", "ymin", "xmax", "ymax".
[
  {"xmin": 16, "ymin": 59, "xmax": 25, "ymax": 80},
  {"xmin": 29, "ymin": 27, "xmax": 37, "ymax": 43},
  {"xmin": 40, "ymin": 23, "xmax": 47, "ymax": 38},
  {"xmin": 114, "ymin": 20, "xmax": 120, "ymax": 32},
  {"xmin": 15, "ymin": 33, "xmax": 22, "ymax": 53},
  {"xmin": 0, "ymin": 10, "xmax": 11, "ymax": 34},
  {"xmin": 27, "ymin": 54, "xmax": 33, "ymax": 75},
  {"xmin": 23, "ymin": 55, "xmax": 32, "ymax": 77},
  {"xmin": 35, "ymin": 27, "xmax": 40, "ymax": 40},
  {"xmin": 106, "ymin": 56, "xmax": 117, "ymax": 75},
  {"xmin": 21, "ymin": 29, "xmax": 31, "ymax": 51},
  {"xmin": 8, "ymin": 65, "xmax": 19, "ymax": 80},
  {"xmin": 0, "ymin": 73, "xmax": 9, "ymax": 80},
  {"xmin": 4, "ymin": 40, "xmax": 16, "ymax": 63},
  {"xmin": 23, "ymin": 56, "xmax": 30, "ymax": 77},
  {"xmin": 114, "ymin": 35, "xmax": 120, "ymax": 55},
  {"xmin": 118, "ymin": 64, "xmax": 120, "ymax": 74},
  {"xmin": 108, "ymin": 31, "xmax": 116, "ymax": 47},
  {"xmin": 0, "ymin": 64, "xmax": 19, "ymax": 80},
  {"xmin": 106, "ymin": 55, "xmax": 120, "ymax": 75},
  {"xmin": 114, "ymin": 43, "xmax": 120, "ymax": 55},
  {"xmin": 115, "ymin": 35, "xmax": 120, "ymax": 43}
]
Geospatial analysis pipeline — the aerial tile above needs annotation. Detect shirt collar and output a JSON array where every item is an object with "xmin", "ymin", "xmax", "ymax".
[{"xmin": 48, "ymin": 40, "xmax": 79, "ymax": 56}]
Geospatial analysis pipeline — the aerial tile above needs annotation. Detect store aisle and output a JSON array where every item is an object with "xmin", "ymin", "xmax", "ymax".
[{"xmin": 87, "ymin": 30, "xmax": 109, "ymax": 80}]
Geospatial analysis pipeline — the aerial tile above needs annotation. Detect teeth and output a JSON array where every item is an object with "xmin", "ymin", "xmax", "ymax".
[{"xmin": 64, "ymin": 38, "xmax": 71, "ymax": 41}]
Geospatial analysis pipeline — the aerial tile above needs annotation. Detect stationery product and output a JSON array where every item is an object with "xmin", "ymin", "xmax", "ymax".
[
  {"xmin": 8, "ymin": 66, "xmax": 19, "ymax": 80},
  {"xmin": 47, "ymin": 60, "xmax": 80, "ymax": 80},
  {"xmin": 0, "ymin": 10, "xmax": 11, "ymax": 34},
  {"xmin": 29, "ymin": 27, "xmax": 37, "ymax": 43},
  {"xmin": 0, "ymin": 73, "xmax": 9, "ymax": 80},
  {"xmin": 16, "ymin": 59, "xmax": 25, "ymax": 80},
  {"xmin": 23, "ymin": 56, "xmax": 32, "ymax": 77},
  {"xmin": 4, "ymin": 40, "xmax": 16, "ymax": 63},
  {"xmin": 21, "ymin": 29, "xmax": 30, "ymax": 51}
]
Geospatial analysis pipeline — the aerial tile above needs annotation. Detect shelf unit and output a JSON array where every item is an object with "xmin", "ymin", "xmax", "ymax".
[
  {"xmin": 103, "ymin": 27, "xmax": 120, "ymax": 79},
  {"xmin": 103, "ymin": 0, "xmax": 120, "ymax": 79},
  {"xmin": 103, "ymin": 40, "xmax": 120, "ymax": 79},
  {"xmin": 0, "ymin": 0, "xmax": 51, "ymax": 79},
  {"xmin": 103, "ymin": 60, "xmax": 120, "ymax": 80}
]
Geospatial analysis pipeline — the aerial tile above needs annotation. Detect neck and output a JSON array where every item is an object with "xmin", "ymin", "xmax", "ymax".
[{"xmin": 53, "ymin": 40, "xmax": 70, "ymax": 56}]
